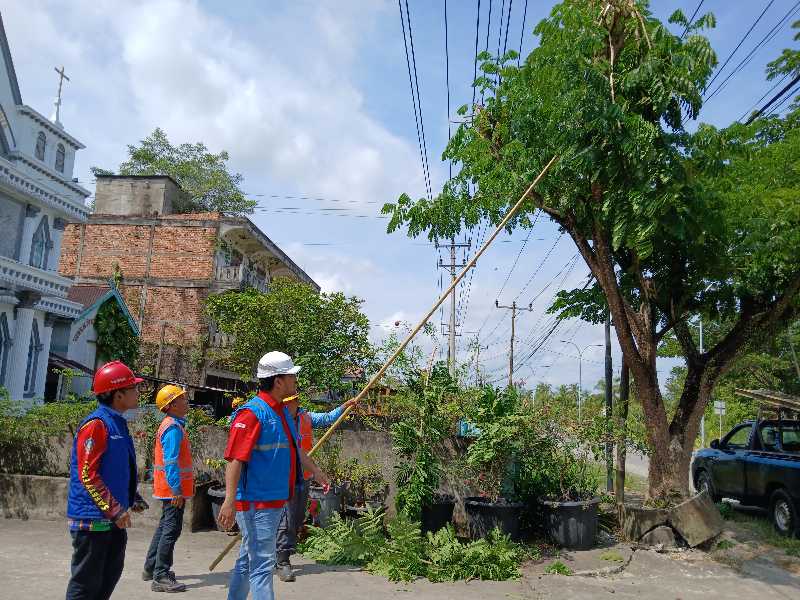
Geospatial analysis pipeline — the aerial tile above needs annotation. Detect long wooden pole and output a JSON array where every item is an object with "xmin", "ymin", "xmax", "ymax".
[
  {"xmin": 208, "ymin": 155, "xmax": 558, "ymax": 571},
  {"xmin": 309, "ymin": 155, "xmax": 559, "ymax": 457}
]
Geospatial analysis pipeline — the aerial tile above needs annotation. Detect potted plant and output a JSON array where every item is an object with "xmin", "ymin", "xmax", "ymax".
[
  {"xmin": 391, "ymin": 365, "xmax": 457, "ymax": 533},
  {"xmin": 515, "ymin": 412, "xmax": 601, "ymax": 550},
  {"xmin": 309, "ymin": 434, "xmax": 348, "ymax": 527},
  {"xmin": 458, "ymin": 385, "xmax": 532, "ymax": 541},
  {"xmin": 343, "ymin": 457, "xmax": 389, "ymax": 514}
]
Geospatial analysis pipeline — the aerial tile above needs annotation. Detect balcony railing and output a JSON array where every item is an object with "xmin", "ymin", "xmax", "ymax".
[{"xmin": 214, "ymin": 264, "xmax": 268, "ymax": 293}]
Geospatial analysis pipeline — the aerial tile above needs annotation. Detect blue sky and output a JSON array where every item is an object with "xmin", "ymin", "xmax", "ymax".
[{"xmin": 3, "ymin": 0, "xmax": 797, "ymax": 392}]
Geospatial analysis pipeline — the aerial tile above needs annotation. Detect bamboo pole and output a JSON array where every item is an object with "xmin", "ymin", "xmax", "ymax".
[
  {"xmin": 309, "ymin": 154, "xmax": 559, "ymax": 457},
  {"xmin": 208, "ymin": 154, "xmax": 558, "ymax": 571}
]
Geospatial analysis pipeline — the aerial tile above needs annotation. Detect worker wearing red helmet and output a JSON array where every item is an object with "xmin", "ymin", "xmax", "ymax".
[{"xmin": 66, "ymin": 360, "xmax": 148, "ymax": 600}]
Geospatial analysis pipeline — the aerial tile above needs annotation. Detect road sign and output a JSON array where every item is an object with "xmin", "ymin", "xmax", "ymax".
[
  {"xmin": 714, "ymin": 406, "xmax": 726, "ymax": 416},
  {"xmin": 714, "ymin": 400, "xmax": 726, "ymax": 410}
]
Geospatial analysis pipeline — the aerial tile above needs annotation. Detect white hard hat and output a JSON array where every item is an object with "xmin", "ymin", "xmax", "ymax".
[{"xmin": 257, "ymin": 351, "xmax": 302, "ymax": 379}]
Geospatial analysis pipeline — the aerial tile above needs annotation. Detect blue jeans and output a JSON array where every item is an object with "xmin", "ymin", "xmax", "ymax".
[
  {"xmin": 144, "ymin": 501, "xmax": 184, "ymax": 579},
  {"xmin": 227, "ymin": 506, "xmax": 283, "ymax": 600}
]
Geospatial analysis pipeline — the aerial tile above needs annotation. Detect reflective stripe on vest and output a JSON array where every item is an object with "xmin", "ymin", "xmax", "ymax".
[
  {"xmin": 153, "ymin": 416, "xmax": 194, "ymax": 499},
  {"xmin": 299, "ymin": 411, "xmax": 313, "ymax": 479},
  {"xmin": 254, "ymin": 442, "xmax": 290, "ymax": 451}
]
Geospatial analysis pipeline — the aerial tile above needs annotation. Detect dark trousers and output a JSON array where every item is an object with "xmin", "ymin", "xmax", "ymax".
[
  {"xmin": 65, "ymin": 528, "xmax": 127, "ymax": 600},
  {"xmin": 276, "ymin": 481, "xmax": 309, "ymax": 561},
  {"xmin": 144, "ymin": 501, "xmax": 185, "ymax": 579}
]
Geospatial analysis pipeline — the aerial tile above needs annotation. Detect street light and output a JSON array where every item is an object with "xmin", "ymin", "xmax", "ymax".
[{"xmin": 559, "ymin": 341, "xmax": 603, "ymax": 421}]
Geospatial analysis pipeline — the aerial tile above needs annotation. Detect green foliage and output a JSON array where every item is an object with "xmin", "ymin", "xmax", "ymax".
[
  {"xmin": 717, "ymin": 501, "xmax": 734, "ymax": 520},
  {"xmin": 299, "ymin": 510, "xmax": 525, "ymax": 582},
  {"xmin": 205, "ymin": 278, "xmax": 373, "ymax": 396},
  {"xmin": 95, "ymin": 298, "xmax": 139, "ymax": 367},
  {"xmin": 544, "ymin": 561, "xmax": 573, "ymax": 576},
  {"xmin": 391, "ymin": 365, "xmax": 457, "ymax": 517},
  {"xmin": 381, "ymin": 0, "xmax": 800, "ymax": 499},
  {"xmin": 344, "ymin": 456, "xmax": 388, "ymax": 506},
  {"xmin": 715, "ymin": 539, "xmax": 736, "ymax": 551},
  {"xmin": 92, "ymin": 128, "xmax": 255, "ymax": 216},
  {"xmin": 599, "ymin": 550, "xmax": 625, "ymax": 562},
  {"xmin": 0, "ymin": 390, "xmax": 96, "ymax": 475}
]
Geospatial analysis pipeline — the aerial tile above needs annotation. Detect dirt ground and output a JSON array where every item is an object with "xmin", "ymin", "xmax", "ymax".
[{"xmin": 2, "ymin": 517, "xmax": 799, "ymax": 599}]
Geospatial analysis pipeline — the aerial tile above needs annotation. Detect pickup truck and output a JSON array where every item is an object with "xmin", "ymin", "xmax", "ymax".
[{"xmin": 692, "ymin": 419, "xmax": 800, "ymax": 536}]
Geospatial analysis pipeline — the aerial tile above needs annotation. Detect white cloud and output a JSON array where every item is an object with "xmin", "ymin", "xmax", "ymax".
[{"xmin": 3, "ymin": 0, "xmax": 424, "ymax": 207}]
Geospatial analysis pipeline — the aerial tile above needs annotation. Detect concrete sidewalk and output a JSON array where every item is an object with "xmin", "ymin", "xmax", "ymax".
[{"xmin": 1, "ymin": 518, "xmax": 798, "ymax": 599}]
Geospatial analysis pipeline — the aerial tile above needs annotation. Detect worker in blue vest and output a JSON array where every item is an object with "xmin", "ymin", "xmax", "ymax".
[
  {"xmin": 66, "ymin": 360, "xmax": 147, "ymax": 600},
  {"xmin": 217, "ymin": 351, "xmax": 329, "ymax": 600}
]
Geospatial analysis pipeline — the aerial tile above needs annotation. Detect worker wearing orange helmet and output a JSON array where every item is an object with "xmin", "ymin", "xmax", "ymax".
[
  {"xmin": 274, "ymin": 393, "xmax": 358, "ymax": 582},
  {"xmin": 66, "ymin": 360, "xmax": 147, "ymax": 600},
  {"xmin": 143, "ymin": 384, "xmax": 194, "ymax": 593}
]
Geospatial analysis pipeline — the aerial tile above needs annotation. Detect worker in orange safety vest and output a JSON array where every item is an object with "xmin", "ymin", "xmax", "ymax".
[
  {"xmin": 144, "ymin": 384, "xmax": 194, "ymax": 593},
  {"xmin": 274, "ymin": 394, "xmax": 358, "ymax": 582}
]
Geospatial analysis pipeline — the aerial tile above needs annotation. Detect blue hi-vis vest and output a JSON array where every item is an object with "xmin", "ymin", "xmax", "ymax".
[
  {"xmin": 67, "ymin": 404, "xmax": 137, "ymax": 520},
  {"xmin": 233, "ymin": 394, "xmax": 299, "ymax": 502}
]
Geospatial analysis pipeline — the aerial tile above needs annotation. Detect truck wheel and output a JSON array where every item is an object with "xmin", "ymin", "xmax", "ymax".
[
  {"xmin": 769, "ymin": 489, "xmax": 798, "ymax": 537},
  {"xmin": 696, "ymin": 470, "xmax": 720, "ymax": 503}
]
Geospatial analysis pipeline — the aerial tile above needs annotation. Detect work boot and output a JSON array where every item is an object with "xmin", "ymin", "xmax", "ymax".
[
  {"xmin": 276, "ymin": 562, "xmax": 295, "ymax": 582},
  {"xmin": 152, "ymin": 575, "xmax": 186, "ymax": 593},
  {"xmin": 143, "ymin": 569, "xmax": 175, "ymax": 582}
]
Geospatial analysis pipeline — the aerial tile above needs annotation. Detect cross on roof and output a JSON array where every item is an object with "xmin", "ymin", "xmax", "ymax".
[{"xmin": 51, "ymin": 66, "xmax": 70, "ymax": 127}]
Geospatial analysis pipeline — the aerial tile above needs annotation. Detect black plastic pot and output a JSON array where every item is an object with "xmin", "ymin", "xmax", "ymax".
[
  {"xmin": 421, "ymin": 494, "xmax": 456, "ymax": 534},
  {"xmin": 464, "ymin": 496, "xmax": 524, "ymax": 541},
  {"xmin": 309, "ymin": 484, "xmax": 343, "ymax": 528},
  {"xmin": 539, "ymin": 497, "xmax": 600, "ymax": 550}
]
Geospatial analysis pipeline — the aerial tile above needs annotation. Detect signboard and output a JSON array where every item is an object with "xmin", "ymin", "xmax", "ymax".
[
  {"xmin": 714, "ymin": 406, "xmax": 726, "ymax": 416},
  {"xmin": 714, "ymin": 400, "xmax": 726, "ymax": 410}
]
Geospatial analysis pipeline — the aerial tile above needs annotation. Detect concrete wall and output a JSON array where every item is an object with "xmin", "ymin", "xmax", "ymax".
[
  {"xmin": 0, "ymin": 191, "xmax": 24, "ymax": 259},
  {"xmin": 93, "ymin": 177, "xmax": 179, "ymax": 217}
]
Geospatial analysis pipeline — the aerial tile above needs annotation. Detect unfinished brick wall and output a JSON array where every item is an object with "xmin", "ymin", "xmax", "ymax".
[
  {"xmin": 149, "ymin": 225, "xmax": 215, "ymax": 279},
  {"xmin": 139, "ymin": 286, "xmax": 209, "ymax": 345},
  {"xmin": 58, "ymin": 224, "xmax": 81, "ymax": 277}
]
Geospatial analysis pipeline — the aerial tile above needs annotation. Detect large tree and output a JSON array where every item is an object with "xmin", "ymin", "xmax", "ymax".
[
  {"xmin": 93, "ymin": 128, "xmax": 255, "ymax": 216},
  {"xmin": 205, "ymin": 278, "xmax": 373, "ymax": 397},
  {"xmin": 383, "ymin": 1, "xmax": 800, "ymax": 499}
]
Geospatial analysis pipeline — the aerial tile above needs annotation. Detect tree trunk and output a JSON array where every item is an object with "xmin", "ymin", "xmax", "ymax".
[{"xmin": 614, "ymin": 358, "xmax": 630, "ymax": 504}]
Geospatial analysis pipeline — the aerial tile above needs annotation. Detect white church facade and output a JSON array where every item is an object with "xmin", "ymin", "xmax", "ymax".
[{"xmin": 0, "ymin": 12, "xmax": 90, "ymax": 404}]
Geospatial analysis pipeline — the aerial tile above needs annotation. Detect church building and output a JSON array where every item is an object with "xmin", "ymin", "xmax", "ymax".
[{"xmin": 0, "ymin": 12, "xmax": 90, "ymax": 404}]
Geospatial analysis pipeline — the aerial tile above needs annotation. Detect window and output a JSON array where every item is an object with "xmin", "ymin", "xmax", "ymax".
[
  {"xmin": 24, "ymin": 318, "xmax": 41, "ymax": 394},
  {"xmin": 29, "ymin": 216, "xmax": 51, "ymax": 269},
  {"xmin": 725, "ymin": 424, "xmax": 752, "ymax": 450},
  {"xmin": 35, "ymin": 132, "xmax": 46, "ymax": 161},
  {"xmin": 0, "ymin": 313, "xmax": 9, "ymax": 385},
  {"xmin": 55, "ymin": 143, "xmax": 65, "ymax": 173}
]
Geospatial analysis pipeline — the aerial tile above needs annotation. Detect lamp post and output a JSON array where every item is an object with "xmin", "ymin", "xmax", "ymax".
[{"xmin": 559, "ymin": 341, "xmax": 603, "ymax": 421}]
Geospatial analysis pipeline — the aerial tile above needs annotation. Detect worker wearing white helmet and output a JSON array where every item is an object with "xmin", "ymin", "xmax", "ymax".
[{"xmin": 217, "ymin": 351, "xmax": 329, "ymax": 600}]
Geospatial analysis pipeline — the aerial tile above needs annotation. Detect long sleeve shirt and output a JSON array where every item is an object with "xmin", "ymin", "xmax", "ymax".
[
  {"xmin": 307, "ymin": 405, "xmax": 346, "ymax": 429},
  {"xmin": 160, "ymin": 416, "xmax": 187, "ymax": 497},
  {"xmin": 69, "ymin": 419, "xmax": 121, "ymax": 531}
]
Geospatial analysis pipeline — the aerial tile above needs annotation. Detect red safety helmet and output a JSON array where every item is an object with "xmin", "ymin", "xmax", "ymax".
[{"xmin": 92, "ymin": 360, "xmax": 144, "ymax": 395}]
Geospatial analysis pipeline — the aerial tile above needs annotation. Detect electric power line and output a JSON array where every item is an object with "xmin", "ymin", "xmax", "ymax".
[
  {"xmin": 681, "ymin": 1, "xmax": 705, "ymax": 39},
  {"xmin": 739, "ymin": 71, "xmax": 791, "ymax": 121},
  {"xmin": 704, "ymin": 1, "xmax": 776, "ymax": 93},
  {"xmin": 705, "ymin": 1, "xmax": 800, "ymax": 104},
  {"xmin": 517, "ymin": 0, "xmax": 528, "ymax": 66},
  {"xmin": 398, "ymin": 0, "xmax": 433, "ymax": 201}
]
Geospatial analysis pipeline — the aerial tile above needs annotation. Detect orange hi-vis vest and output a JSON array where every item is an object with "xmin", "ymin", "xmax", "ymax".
[
  {"xmin": 153, "ymin": 416, "xmax": 194, "ymax": 499},
  {"xmin": 298, "ymin": 411, "xmax": 313, "ymax": 480}
]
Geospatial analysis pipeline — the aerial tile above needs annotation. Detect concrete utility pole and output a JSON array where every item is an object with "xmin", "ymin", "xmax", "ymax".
[
  {"xmin": 496, "ymin": 300, "xmax": 534, "ymax": 387},
  {"xmin": 605, "ymin": 310, "xmax": 614, "ymax": 493},
  {"xmin": 437, "ymin": 238, "xmax": 471, "ymax": 377},
  {"xmin": 472, "ymin": 337, "xmax": 488, "ymax": 386}
]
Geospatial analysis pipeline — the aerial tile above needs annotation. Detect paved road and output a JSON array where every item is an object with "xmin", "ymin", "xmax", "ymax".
[{"xmin": 2, "ymin": 518, "xmax": 799, "ymax": 599}]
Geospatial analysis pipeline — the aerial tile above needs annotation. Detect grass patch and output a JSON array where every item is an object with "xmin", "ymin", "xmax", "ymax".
[
  {"xmin": 544, "ymin": 561, "xmax": 573, "ymax": 576},
  {"xmin": 716, "ymin": 502, "xmax": 734, "ymax": 520},
  {"xmin": 726, "ymin": 510, "xmax": 800, "ymax": 557},
  {"xmin": 715, "ymin": 540, "xmax": 737, "ymax": 551},
  {"xmin": 599, "ymin": 550, "xmax": 624, "ymax": 562}
]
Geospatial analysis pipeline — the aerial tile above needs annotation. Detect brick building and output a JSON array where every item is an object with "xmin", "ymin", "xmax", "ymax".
[{"xmin": 58, "ymin": 175, "xmax": 319, "ymax": 402}]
